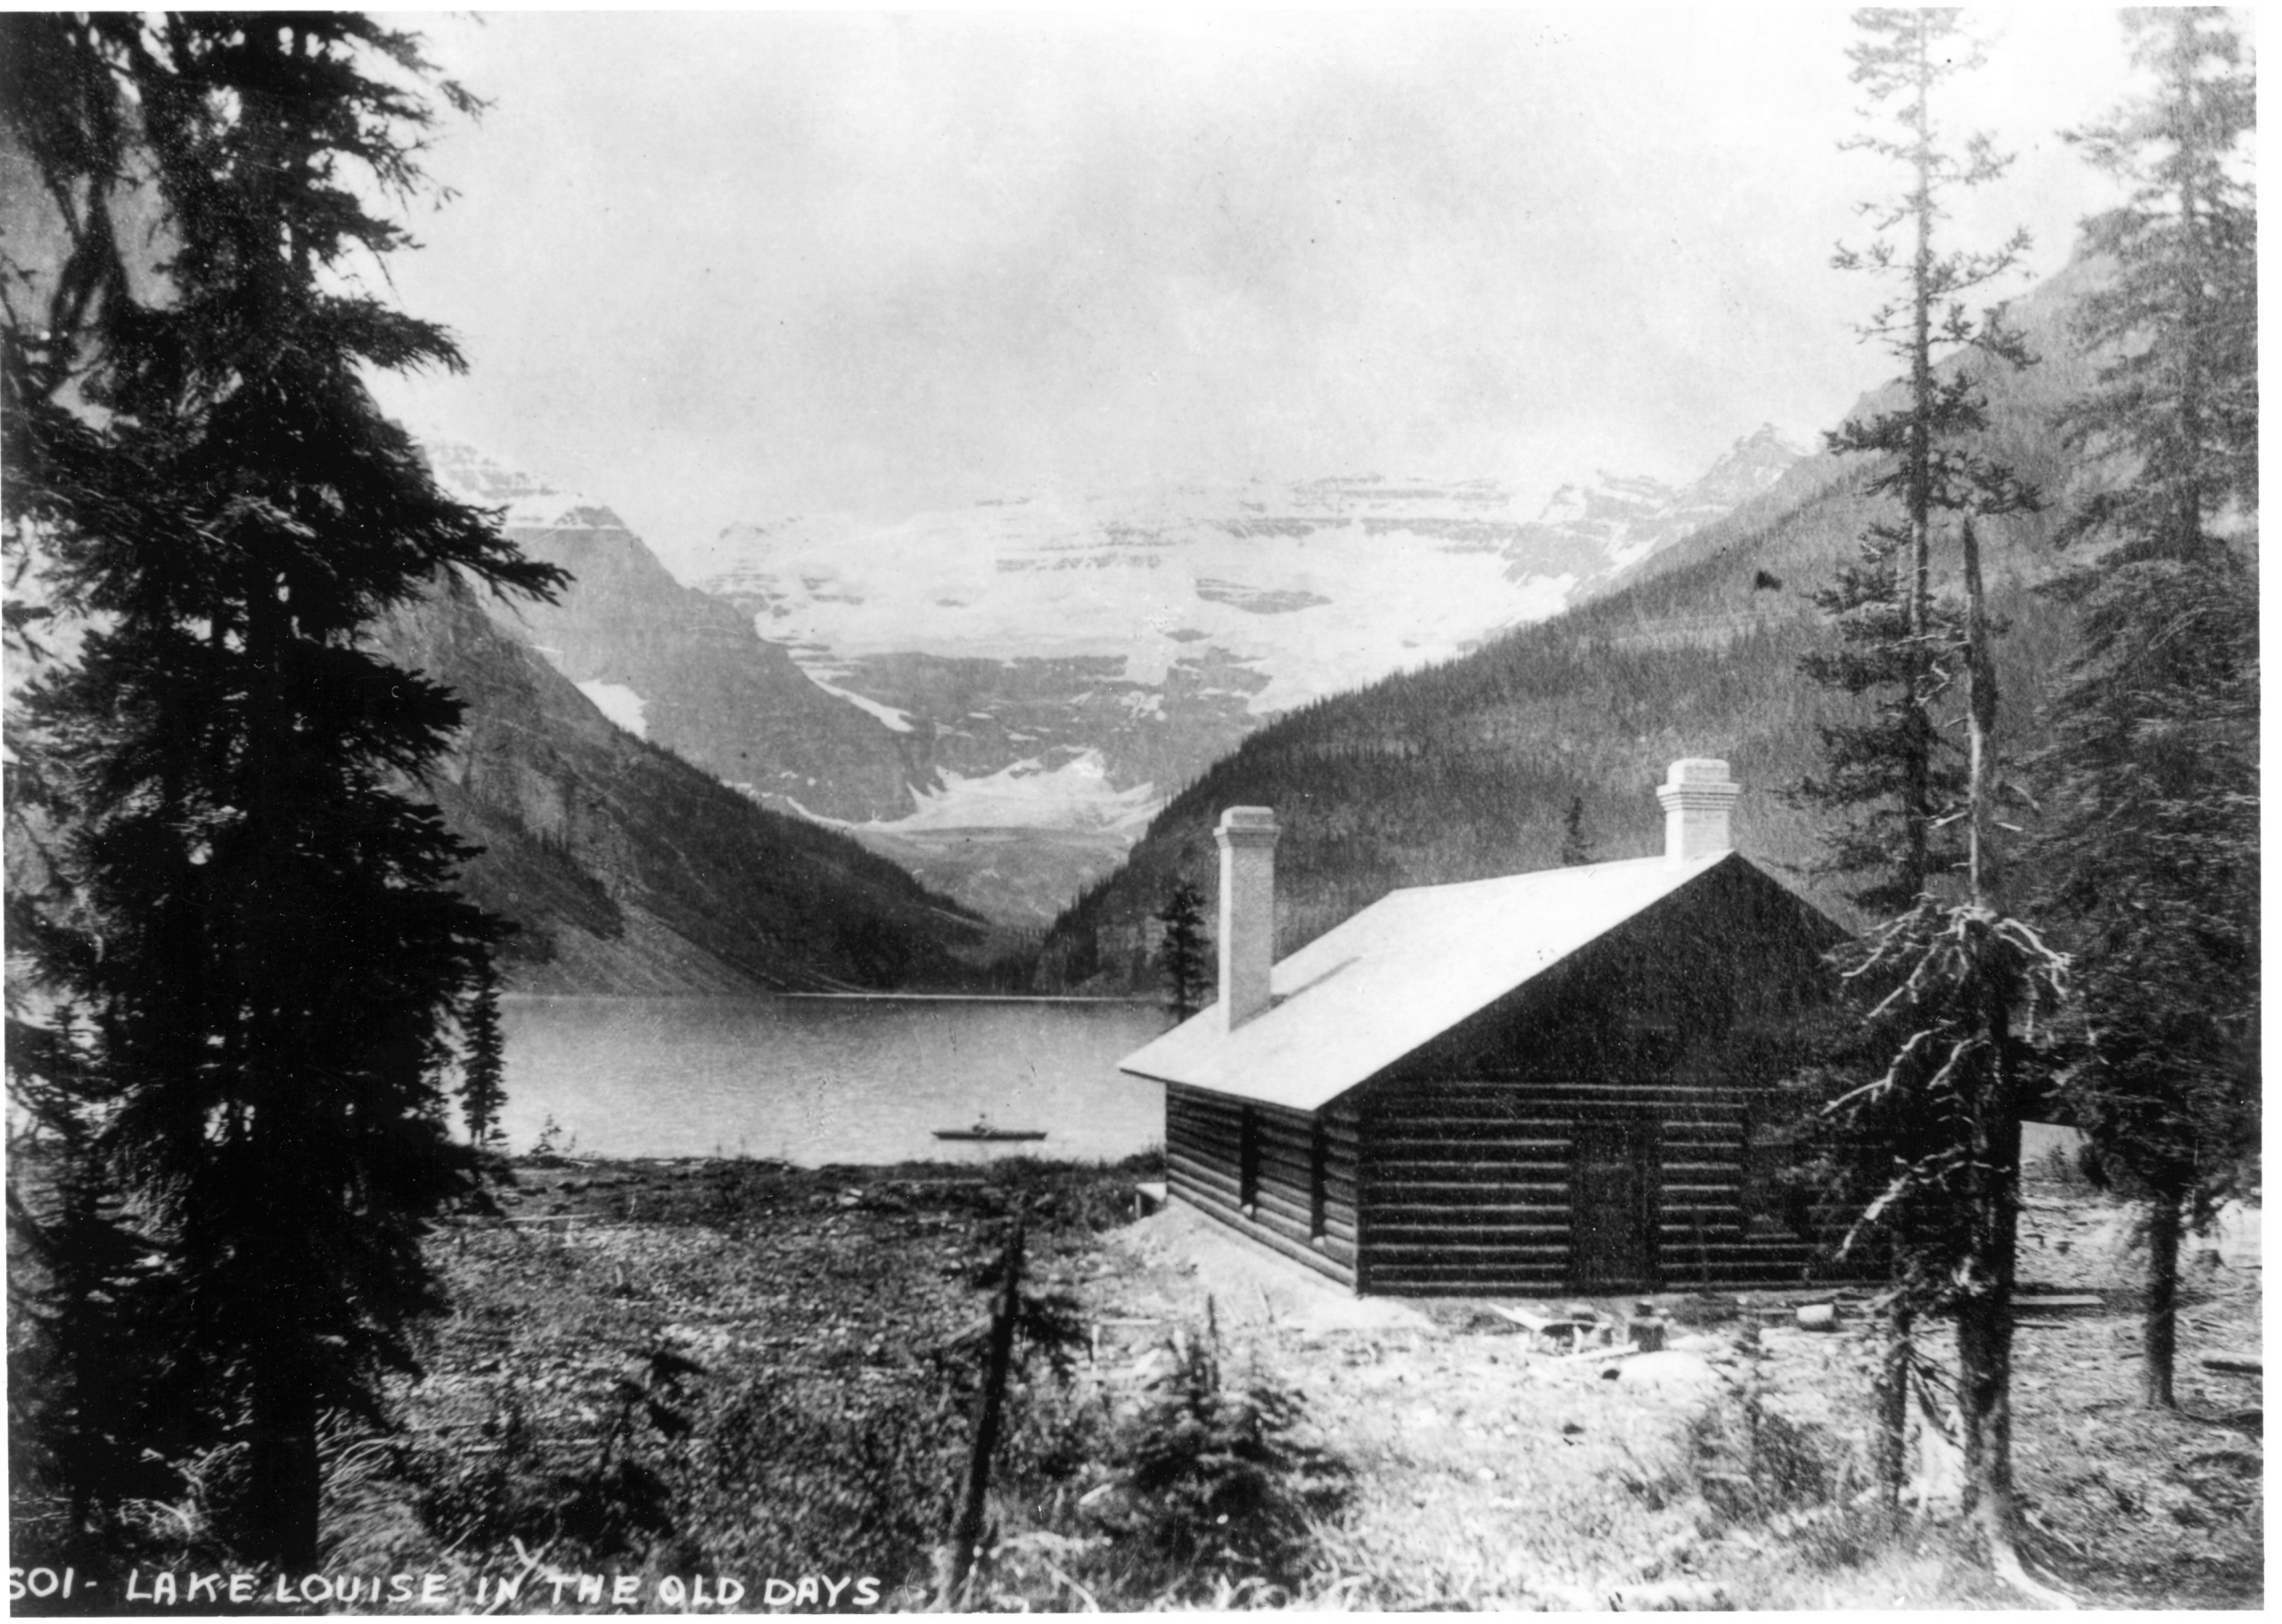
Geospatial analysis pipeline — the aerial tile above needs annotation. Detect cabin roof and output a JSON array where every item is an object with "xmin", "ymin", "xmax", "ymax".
[{"xmin": 1120, "ymin": 849, "xmax": 1776, "ymax": 1111}]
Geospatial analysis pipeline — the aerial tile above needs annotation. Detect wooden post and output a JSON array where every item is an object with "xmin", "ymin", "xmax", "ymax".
[{"xmin": 935, "ymin": 1216, "xmax": 1024, "ymax": 1612}]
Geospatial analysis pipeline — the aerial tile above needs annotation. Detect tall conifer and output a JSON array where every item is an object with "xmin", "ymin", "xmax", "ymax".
[
  {"xmin": 1800, "ymin": 12, "xmax": 2064, "ymax": 1592},
  {"xmin": 2032, "ymin": 7, "xmax": 2258, "ymax": 1410},
  {"xmin": 3, "ymin": 13, "xmax": 562, "ymax": 1567}
]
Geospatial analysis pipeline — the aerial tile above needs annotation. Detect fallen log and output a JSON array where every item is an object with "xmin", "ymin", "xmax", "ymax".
[
  {"xmin": 2202, "ymin": 1352, "xmax": 2262, "ymax": 1375},
  {"xmin": 2014, "ymin": 1293, "xmax": 2106, "ymax": 1318}
]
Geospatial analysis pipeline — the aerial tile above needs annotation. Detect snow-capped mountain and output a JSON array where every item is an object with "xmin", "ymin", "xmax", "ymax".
[
  {"xmin": 426, "ymin": 444, "xmax": 917, "ymax": 824},
  {"xmin": 429, "ymin": 429, "xmax": 1802, "ymax": 923}
]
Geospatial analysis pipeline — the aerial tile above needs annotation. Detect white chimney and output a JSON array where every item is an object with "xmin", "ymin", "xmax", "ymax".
[
  {"xmin": 1657, "ymin": 759, "xmax": 1741, "ymax": 865},
  {"xmin": 1216, "ymin": 807, "xmax": 1280, "ymax": 1030}
]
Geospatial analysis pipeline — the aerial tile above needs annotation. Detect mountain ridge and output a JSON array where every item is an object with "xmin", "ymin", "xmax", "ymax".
[
  {"xmin": 372, "ymin": 571, "xmax": 992, "ymax": 995},
  {"xmin": 430, "ymin": 428, "xmax": 1807, "ymax": 924},
  {"xmin": 1027, "ymin": 256, "xmax": 2112, "ymax": 990}
]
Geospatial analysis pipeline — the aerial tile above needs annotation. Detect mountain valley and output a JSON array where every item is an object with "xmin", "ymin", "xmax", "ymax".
[{"xmin": 432, "ymin": 430, "xmax": 1805, "ymax": 924}]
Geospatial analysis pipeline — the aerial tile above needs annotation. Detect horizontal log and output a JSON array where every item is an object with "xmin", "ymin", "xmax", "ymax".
[
  {"xmin": 1172, "ymin": 1160, "xmax": 1351, "ymax": 1233},
  {"xmin": 1660, "ymin": 1247, "xmax": 1822, "ymax": 1269},
  {"xmin": 1257, "ymin": 1144, "xmax": 1315, "ymax": 1182},
  {"xmin": 1372, "ymin": 1131, "xmax": 1578, "ymax": 1151},
  {"xmin": 1165, "ymin": 1133, "xmax": 1233, "ymax": 1172},
  {"xmin": 1168, "ymin": 1152, "xmax": 1241, "ymax": 1198},
  {"xmin": 1367, "ymin": 1242, "xmax": 1573, "ymax": 1263},
  {"xmin": 1370, "ymin": 1211, "xmax": 1572, "ymax": 1232},
  {"xmin": 1383, "ymin": 1089, "xmax": 1753, "ymax": 1110},
  {"xmin": 1166, "ymin": 1133, "xmax": 1223, "ymax": 1165},
  {"xmin": 1370, "ymin": 1232, "xmax": 1574, "ymax": 1252},
  {"xmin": 1253, "ymin": 1208, "xmax": 1359, "ymax": 1263},
  {"xmin": 1359, "ymin": 1185, "xmax": 1579, "ymax": 1213},
  {"xmin": 1661, "ymin": 1194, "xmax": 1743, "ymax": 1222},
  {"xmin": 1372, "ymin": 1119, "xmax": 1740, "ymax": 1142},
  {"xmin": 1406, "ymin": 1078, "xmax": 1759, "ymax": 1093},
  {"xmin": 1367, "ymin": 1158, "xmax": 1574, "ymax": 1178},
  {"xmin": 1372, "ymin": 1122, "xmax": 1741, "ymax": 1147},
  {"xmin": 1174, "ymin": 1094, "xmax": 1318, "ymax": 1135},
  {"xmin": 1252, "ymin": 1184, "xmax": 1314, "ymax": 1227},
  {"xmin": 1165, "ymin": 1122, "xmax": 1227, "ymax": 1150},
  {"xmin": 1369, "ymin": 1144, "xmax": 1576, "ymax": 1165},
  {"xmin": 1368, "ymin": 1268, "xmax": 1572, "ymax": 1292},
  {"xmin": 1368, "ymin": 1210, "xmax": 1575, "ymax": 1230},
  {"xmin": 1178, "ymin": 1193, "xmax": 1358, "ymax": 1283},
  {"xmin": 1165, "ymin": 1120, "xmax": 1226, "ymax": 1153}
]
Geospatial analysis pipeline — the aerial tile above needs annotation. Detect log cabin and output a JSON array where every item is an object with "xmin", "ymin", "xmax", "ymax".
[{"xmin": 1119, "ymin": 759, "xmax": 1854, "ymax": 1296}]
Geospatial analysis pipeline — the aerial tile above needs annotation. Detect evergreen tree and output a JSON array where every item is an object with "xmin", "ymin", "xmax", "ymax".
[
  {"xmin": 1798, "ymin": 8, "xmax": 2036, "ymax": 914},
  {"xmin": 2032, "ymin": 8, "xmax": 2258, "ymax": 1410},
  {"xmin": 3, "ymin": 12, "xmax": 563, "ymax": 1568},
  {"xmin": 1556, "ymin": 796, "xmax": 1596, "ymax": 867},
  {"xmin": 4, "ymin": 1009, "xmax": 180, "ymax": 1559},
  {"xmin": 460, "ymin": 960, "xmax": 510, "ymax": 1152},
  {"xmin": 1153, "ymin": 881, "xmax": 1211, "ymax": 1022},
  {"xmin": 1798, "ymin": 12, "xmax": 2063, "ymax": 1592}
]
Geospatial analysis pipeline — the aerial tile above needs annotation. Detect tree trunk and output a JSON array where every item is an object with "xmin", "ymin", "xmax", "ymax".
[
  {"xmin": 2142, "ymin": 1194, "xmax": 2183, "ymax": 1408},
  {"xmin": 1901, "ymin": 18, "xmax": 1936, "ymax": 901},
  {"xmin": 936, "ymin": 1218, "xmax": 1024, "ymax": 1611},
  {"xmin": 1957, "ymin": 1089, "xmax": 2029, "ymax": 1568},
  {"xmin": 246, "ymin": 1362, "xmax": 322, "ymax": 1572},
  {"xmin": 1875, "ymin": 1300, "xmax": 1916, "ymax": 1525}
]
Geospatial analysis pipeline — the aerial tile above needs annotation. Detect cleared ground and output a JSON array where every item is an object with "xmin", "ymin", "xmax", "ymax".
[{"xmin": 365, "ymin": 1157, "xmax": 2259, "ymax": 1611}]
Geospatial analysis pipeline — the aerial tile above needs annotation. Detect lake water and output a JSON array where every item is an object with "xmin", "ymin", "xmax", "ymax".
[{"xmin": 497, "ymin": 996, "xmax": 1172, "ymax": 1166}]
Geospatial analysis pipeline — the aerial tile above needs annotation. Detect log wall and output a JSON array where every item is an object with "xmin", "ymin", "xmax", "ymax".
[
  {"xmin": 1356, "ymin": 1078, "xmax": 1836, "ymax": 1295},
  {"xmin": 1165, "ymin": 1083, "xmax": 1359, "ymax": 1289}
]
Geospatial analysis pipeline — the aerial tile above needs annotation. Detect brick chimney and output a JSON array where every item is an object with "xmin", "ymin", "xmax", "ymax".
[
  {"xmin": 1657, "ymin": 759, "xmax": 1740, "ymax": 865},
  {"xmin": 1215, "ymin": 807, "xmax": 1280, "ymax": 1030}
]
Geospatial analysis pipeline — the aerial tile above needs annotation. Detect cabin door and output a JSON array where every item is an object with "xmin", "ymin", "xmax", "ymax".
[{"xmin": 1572, "ymin": 1116, "xmax": 1657, "ymax": 1292}]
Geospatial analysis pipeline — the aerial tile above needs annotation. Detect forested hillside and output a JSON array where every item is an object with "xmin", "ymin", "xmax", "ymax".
[{"xmin": 1034, "ymin": 257, "xmax": 2112, "ymax": 990}]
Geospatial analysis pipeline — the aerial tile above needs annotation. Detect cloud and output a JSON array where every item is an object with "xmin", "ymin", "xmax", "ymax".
[{"xmin": 370, "ymin": 10, "xmax": 2137, "ymax": 553}]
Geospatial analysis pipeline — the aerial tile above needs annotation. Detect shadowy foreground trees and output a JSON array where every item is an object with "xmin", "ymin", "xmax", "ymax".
[{"xmin": 4, "ymin": 12, "xmax": 561, "ymax": 1570}]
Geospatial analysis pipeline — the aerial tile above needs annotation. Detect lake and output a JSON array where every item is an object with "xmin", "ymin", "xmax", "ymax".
[{"xmin": 497, "ymin": 995, "xmax": 1173, "ymax": 1166}]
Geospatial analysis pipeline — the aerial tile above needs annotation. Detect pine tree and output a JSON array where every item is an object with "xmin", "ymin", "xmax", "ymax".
[
  {"xmin": 3, "ymin": 13, "xmax": 563, "ymax": 1568},
  {"xmin": 1798, "ymin": 13, "xmax": 2064, "ymax": 1591},
  {"xmin": 1556, "ymin": 796, "xmax": 1597, "ymax": 867},
  {"xmin": 2032, "ymin": 8, "xmax": 2257, "ymax": 1411},
  {"xmin": 1153, "ymin": 881, "xmax": 1211, "ymax": 1022}
]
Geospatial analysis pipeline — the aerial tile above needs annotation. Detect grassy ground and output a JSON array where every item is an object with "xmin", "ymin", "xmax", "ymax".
[{"xmin": 14, "ymin": 1152, "xmax": 2258, "ymax": 1610}]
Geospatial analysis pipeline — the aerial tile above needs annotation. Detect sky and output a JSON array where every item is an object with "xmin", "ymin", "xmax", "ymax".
[{"xmin": 363, "ymin": 9, "xmax": 2150, "ymax": 571}]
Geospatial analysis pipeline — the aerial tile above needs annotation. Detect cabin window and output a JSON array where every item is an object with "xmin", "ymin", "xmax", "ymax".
[
  {"xmin": 1308, "ymin": 1117, "xmax": 1329, "ymax": 1240},
  {"xmin": 1237, "ymin": 1107, "xmax": 1261, "ymax": 1215}
]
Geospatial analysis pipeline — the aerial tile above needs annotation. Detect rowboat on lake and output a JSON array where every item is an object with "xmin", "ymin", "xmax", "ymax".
[{"xmin": 932, "ymin": 1120, "xmax": 1047, "ymax": 1143}]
